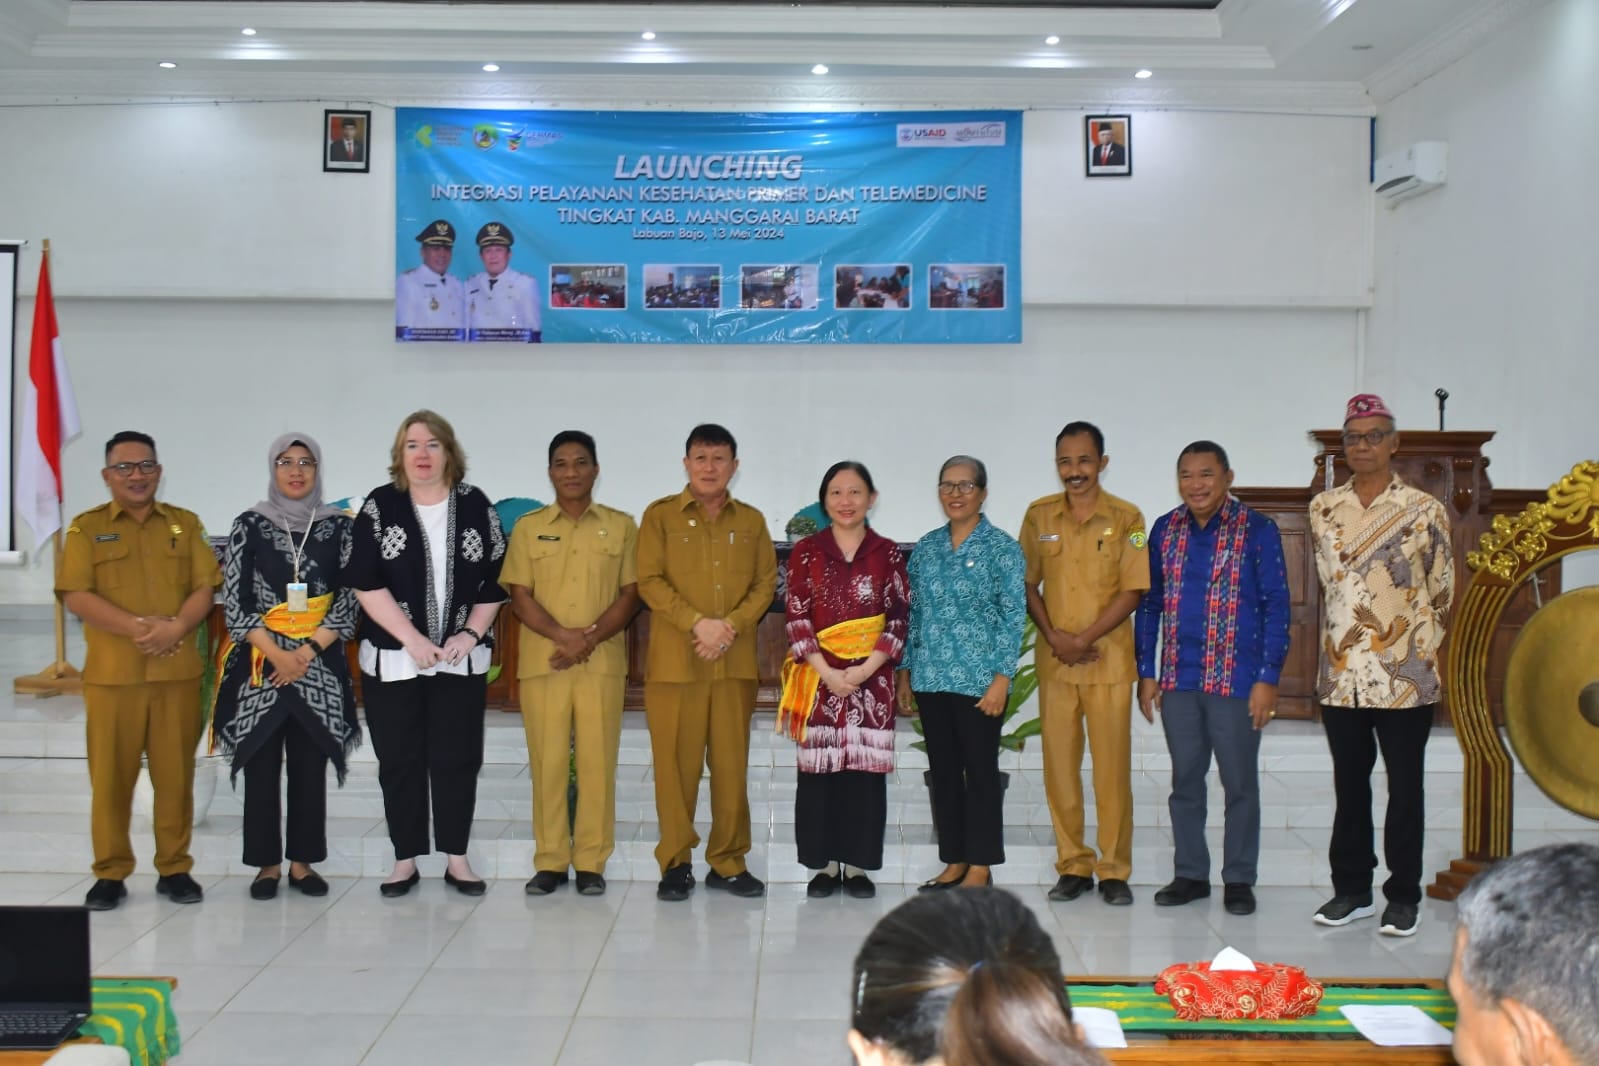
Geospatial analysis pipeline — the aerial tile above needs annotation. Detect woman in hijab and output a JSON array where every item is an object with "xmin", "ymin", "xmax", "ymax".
[{"xmin": 214, "ymin": 433, "xmax": 360, "ymax": 900}]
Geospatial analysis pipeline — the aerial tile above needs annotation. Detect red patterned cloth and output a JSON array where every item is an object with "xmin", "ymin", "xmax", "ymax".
[{"xmin": 1154, "ymin": 961, "xmax": 1324, "ymax": 1021}]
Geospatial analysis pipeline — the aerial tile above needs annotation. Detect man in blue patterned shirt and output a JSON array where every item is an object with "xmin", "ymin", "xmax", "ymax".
[{"xmin": 1134, "ymin": 441, "xmax": 1290, "ymax": 916}]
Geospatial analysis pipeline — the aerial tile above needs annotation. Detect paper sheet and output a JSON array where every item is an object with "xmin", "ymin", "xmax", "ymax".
[
  {"xmin": 1073, "ymin": 1006, "xmax": 1128, "ymax": 1048},
  {"xmin": 1340, "ymin": 1004, "xmax": 1454, "ymax": 1046}
]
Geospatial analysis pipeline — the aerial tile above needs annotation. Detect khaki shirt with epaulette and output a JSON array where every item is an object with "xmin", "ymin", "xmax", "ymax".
[
  {"xmin": 499, "ymin": 501, "xmax": 638, "ymax": 679},
  {"xmin": 1020, "ymin": 490, "xmax": 1150, "ymax": 685},
  {"xmin": 55, "ymin": 500, "xmax": 223, "ymax": 684},
  {"xmin": 636, "ymin": 488, "xmax": 778, "ymax": 684}
]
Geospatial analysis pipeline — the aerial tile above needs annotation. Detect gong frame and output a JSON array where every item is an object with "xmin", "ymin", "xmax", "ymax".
[{"xmin": 1431, "ymin": 460, "xmax": 1599, "ymax": 899}]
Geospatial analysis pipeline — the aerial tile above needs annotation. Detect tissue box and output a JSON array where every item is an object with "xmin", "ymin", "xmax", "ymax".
[{"xmin": 1153, "ymin": 961, "xmax": 1324, "ymax": 1021}]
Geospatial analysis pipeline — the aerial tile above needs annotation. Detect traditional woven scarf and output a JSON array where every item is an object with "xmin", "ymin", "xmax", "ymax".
[
  {"xmin": 209, "ymin": 592, "xmax": 332, "ymax": 748},
  {"xmin": 776, "ymin": 613, "xmax": 885, "ymax": 743},
  {"xmin": 1159, "ymin": 499, "xmax": 1251, "ymax": 693}
]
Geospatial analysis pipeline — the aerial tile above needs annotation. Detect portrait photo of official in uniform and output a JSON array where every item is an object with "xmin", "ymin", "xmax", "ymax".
[
  {"xmin": 323, "ymin": 109, "xmax": 370, "ymax": 173},
  {"xmin": 1086, "ymin": 115, "xmax": 1131, "ymax": 177}
]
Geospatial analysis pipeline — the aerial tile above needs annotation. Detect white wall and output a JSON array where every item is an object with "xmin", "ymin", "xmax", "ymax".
[
  {"xmin": 1368, "ymin": 0, "xmax": 1597, "ymax": 586},
  {"xmin": 2, "ymin": 99, "xmax": 1375, "ymax": 602}
]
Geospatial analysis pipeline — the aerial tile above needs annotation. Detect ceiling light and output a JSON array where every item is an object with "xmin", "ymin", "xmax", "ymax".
[
  {"xmin": 812, "ymin": 63, "xmax": 829, "ymax": 75},
  {"xmin": 482, "ymin": 63, "xmax": 500, "ymax": 72},
  {"xmin": 158, "ymin": 61, "xmax": 176, "ymax": 69},
  {"xmin": 240, "ymin": 27, "xmax": 256, "ymax": 36},
  {"xmin": 641, "ymin": 30, "xmax": 656, "ymax": 41},
  {"xmin": 1135, "ymin": 69, "xmax": 1153, "ymax": 79},
  {"xmin": 1045, "ymin": 35, "xmax": 1060, "ymax": 45}
]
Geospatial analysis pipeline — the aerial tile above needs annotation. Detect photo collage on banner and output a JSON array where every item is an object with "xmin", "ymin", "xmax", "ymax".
[{"xmin": 394, "ymin": 109, "xmax": 1022, "ymax": 344}]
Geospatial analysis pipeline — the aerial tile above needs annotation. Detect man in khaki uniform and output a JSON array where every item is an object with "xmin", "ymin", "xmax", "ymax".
[
  {"xmin": 1021, "ymin": 421, "xmax": 1150, "ymax": 906},
  {"xmin": 637, "ymin": 423, "xmax": 777, "ymax": 901},
  {"xmin": 56, "ymin": 431, "xmax": 222, "ymax": 910},
  {"xmin": 501, "ymin": 430, "xmax": 639, "ymax": 897}
]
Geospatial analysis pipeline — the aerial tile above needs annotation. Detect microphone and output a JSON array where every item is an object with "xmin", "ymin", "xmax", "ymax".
[{"xmin": 1435, "ymin": 388, "xmax": 1449, "ymax": 431}]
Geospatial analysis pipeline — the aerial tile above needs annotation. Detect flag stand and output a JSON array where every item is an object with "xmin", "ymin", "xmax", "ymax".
[
  {"xmin": 14, "ymin": 535, "xmax": 83, "ymax": 697},
  {"xmin": 12, "ymin": 240, "xmax": 84, "ymax": 698}
]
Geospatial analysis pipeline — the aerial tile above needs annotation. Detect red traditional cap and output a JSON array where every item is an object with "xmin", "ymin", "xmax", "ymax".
[{"xmin": 1344, "ymin": 393, "xmax": 1395, "ymax": 424}]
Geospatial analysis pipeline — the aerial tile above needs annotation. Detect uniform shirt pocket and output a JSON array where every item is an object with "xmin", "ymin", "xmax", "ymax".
[{"xmin": 90, "ymin": 539, "xmax": 132, "ymax": 589}]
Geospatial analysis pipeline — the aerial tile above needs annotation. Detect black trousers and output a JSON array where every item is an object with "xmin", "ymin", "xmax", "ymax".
[
  {"xmin": 917, "ymin": 691, "xmax": 1005, "ymax": 866},
  {"xmin": 241, "ymin": 714, "xmax": 329, "ymax": 867},
  {"xmin": 795, "ymin": 769, "xmax": 887, "ymax": 871},
  {"xmin": 1321, "ymin": 703, "xmax": 1434, "ymax": 905},
  {"xmin": 363, "ymin": 671, "xmax": 487, "ymax": 859}
]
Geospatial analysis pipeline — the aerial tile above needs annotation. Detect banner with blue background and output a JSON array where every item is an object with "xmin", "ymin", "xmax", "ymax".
[{"xmin": 394, "ymin": 109, "xmax": 1021, "ymax": 344}]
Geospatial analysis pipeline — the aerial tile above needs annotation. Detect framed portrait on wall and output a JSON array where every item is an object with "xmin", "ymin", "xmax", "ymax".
[
  {"xmin": 324, "ymin": 109, "xmax": 370, "ymax": 173},
  {"xmin": 1085, "ymin": 115, "xmax": 1131, "ymax": 177}
]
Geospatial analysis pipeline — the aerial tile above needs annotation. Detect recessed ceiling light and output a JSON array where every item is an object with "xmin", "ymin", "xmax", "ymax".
[
  {"xmin": 1045, "ymin": 35, "xmax": 1060, "ymax": 45},
  {"xmin": 1135, "ymin": 69, "xmax": 1153, "ymax": 79},
  {"xmin": 158, "ymin": 61, "xmax": 176, "ymax": 69},
  {"xmin": 812, "ymin": 63, "xmax": 829, "ymax": 75},
  {"xmin": 240, "ymin": 27, "xmax": 256, "ymax": 36},
  {"xmin": 482, "ymin": 63, "xmax": 500, "ymax": 72},
  {"xmin": 641, "ymin": 30, "xmax": 656, "ymax": 41}
]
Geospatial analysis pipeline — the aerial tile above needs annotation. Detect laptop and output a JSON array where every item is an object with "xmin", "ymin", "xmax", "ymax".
[{"xmin": 0, "ymin": 905, "xmax": 93, "ymax": 1050}]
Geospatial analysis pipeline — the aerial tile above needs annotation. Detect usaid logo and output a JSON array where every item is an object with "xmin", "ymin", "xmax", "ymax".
[{"xmin": 897, "ymin": 121, "xmax": 1006, "ymax": 148}]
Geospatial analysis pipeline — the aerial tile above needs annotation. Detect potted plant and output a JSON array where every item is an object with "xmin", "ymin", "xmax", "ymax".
[
  {"xmin": 908, "ymin": 619, "xmax": 1040, "ymax": 827},
  {"xmin": 784, "ymin": 514, "xmax": 818, "ymax": 541}
]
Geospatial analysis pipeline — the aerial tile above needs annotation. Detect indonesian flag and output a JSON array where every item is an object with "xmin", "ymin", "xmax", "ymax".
[{"xmin": 15, "ymin": 250, "xmax": 81, "ymax": 552}]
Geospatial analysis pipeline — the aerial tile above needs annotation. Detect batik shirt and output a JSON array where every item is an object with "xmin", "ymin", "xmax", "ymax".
[
  {"xmin": 1310, "ymin": 475, "xmax": 1455, "ymax": 708},
  {"xmin": 902, "ymin": 515, "xmax": 1026, "ymax": 699}
]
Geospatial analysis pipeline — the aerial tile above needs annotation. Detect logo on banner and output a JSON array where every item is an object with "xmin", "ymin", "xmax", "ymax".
[
  {"xmin": 472, "ymin": 124, "xmax": 498, "ymax": 149},
  {"xmin": 896, "ymin": 122, "xmax": 1007, "ymax": 147}
]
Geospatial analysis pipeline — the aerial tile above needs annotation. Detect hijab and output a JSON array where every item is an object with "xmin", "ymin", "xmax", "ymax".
[{"xmin": 250, "ymin": 432, "xmax": 344, "ymax": 533}]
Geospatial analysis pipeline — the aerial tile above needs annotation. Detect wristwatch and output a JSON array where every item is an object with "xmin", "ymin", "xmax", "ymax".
[{"xmin": 461, "ymin": 626, "xmax": 483, "ymax": 645}]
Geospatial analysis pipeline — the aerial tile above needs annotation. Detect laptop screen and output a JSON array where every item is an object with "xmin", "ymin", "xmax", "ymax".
[{"xmin": 0, "ymin": 905, "xmax": 91, "ymax": 1007}]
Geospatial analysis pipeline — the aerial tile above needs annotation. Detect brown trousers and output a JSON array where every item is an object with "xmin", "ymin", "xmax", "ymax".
[
  {"xmin": 644, "ymin": 679, "xmax": 757, "ymax": 875},
  {"xmin": 84, "ymin": 680, "xmax": 201, "ymax": 880},
  {"xmin": 520, "ymin": 672, "xmax": 625, "ymax": 875},
  {"xmin": 1041, "ymin": 679, "xmax": 1135, "ymax": 880}
]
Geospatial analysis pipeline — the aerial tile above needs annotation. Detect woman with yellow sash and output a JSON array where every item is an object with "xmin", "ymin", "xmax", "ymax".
[
  {"xmin": 214, "ymin": 433, "xmax": 358, "ymax": 900},
  {"xmin": 779, "ymin": 462, "xmax": 909, "ymax": 899}
]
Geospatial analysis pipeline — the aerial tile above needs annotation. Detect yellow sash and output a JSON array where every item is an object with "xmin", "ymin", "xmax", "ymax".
[
  {"xmin": 776, "ymin": 613, "xmax": 885, "ymax": 743},
  {"xmin": 212, "ymin": 592, "xmax": 333, "ymax": 695}
]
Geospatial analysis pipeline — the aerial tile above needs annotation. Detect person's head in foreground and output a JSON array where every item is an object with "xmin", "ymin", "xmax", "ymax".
[
  {"xmin": 850, "ymin": 887, "xmax": 1107, "ymax": 1066},
  {"xmin": 1449, "ymin": 843, "xmax": 1599, "ymax": 1066}
]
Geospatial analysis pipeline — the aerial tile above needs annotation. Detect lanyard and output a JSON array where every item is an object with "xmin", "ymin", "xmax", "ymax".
[{"xmin": 288, "ymin": 510, "xmax": 316, "ymax": 584}]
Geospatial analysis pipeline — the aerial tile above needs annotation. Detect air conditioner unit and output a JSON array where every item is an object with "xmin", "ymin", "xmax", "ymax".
[{"xmin": 1373, "ymin": 141, "xmax": 1447, "ymax": 204}]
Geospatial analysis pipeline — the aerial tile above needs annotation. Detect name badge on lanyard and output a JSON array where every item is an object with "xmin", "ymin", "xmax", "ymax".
[{"xmin": 286, "ymin": 582, "xmax": 309, "ymax": 613}]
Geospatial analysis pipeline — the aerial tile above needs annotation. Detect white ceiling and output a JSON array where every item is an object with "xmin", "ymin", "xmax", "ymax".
[{"xmin": 0, "ymin": 0, "xmax": 1546, "ymax": 111}]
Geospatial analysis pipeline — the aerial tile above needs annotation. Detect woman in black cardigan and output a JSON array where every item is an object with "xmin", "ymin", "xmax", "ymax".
[{"xmin": 345, "ymin": 409, "xmax": 506, "ymax": 896}]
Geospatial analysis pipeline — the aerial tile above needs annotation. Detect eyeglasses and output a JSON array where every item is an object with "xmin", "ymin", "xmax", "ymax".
[
  {"xmin": 1341, "ymin": 430, "xmax": 1392, "ymax": 448},
  {"xmin": 937, "ymin": 480, "xmax": 979, "ymax": 496},
  {"xmin": 104, "ymin": 460, "xmax": 158, "ymax": 477},
  {"xmin": 274, "ymin": 458, "xmax": 319, "ymax": 469}
]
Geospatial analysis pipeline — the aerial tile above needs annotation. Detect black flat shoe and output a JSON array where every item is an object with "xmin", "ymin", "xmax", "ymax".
[
  {"xmin": 250, "ymin": 875, "xmax": 280, "ymax": 901},
  {"xmin": 843, "ymin": 873, "xmax": 876, "ymax": 899},
  {"xmin": 444, "ymin": 870, "xmax": 487, "ymax": 896},
  {"xmin": 155, "ymin": 872, "xmax": 204, "ymax": 904},
  {"xmin": 524, "ymin": 870, "xmax": 569, "ymax": 896},
  {"xmin": 807, "ymin": 872, "xmax": 840, "ymax": 898},
  {"xmin": 1154, "ymin": 877, "xmax": 1211, "ymax": 907},
  {"xmin": 379, "ymin": 870, "xmax": 420, "ymax": 898},
  {"xmin": 84, "ymin": 878, "xmax": 127, "ymax": 911},
  {"xmin": 288, "ymin": 870, "xmax": 329, "ymax": 897}
]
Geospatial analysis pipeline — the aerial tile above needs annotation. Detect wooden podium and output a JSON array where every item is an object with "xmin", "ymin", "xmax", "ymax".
[{"xmin": 1232, "ymin": 430, "xmax": 1560, "ymax": 724}]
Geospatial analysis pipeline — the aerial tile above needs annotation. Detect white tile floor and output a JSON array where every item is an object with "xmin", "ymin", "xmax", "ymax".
[{"xmin": 3, "ymin": 612, "xmax": 1596, "ymax": 1065}]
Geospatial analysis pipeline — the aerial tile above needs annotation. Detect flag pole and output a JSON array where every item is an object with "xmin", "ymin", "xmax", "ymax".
[{"xmin": 14, "ymin": 239, "xmax": 83, "ymax": 697}]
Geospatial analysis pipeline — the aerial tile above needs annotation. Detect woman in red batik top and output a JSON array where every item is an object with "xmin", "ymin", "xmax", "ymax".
[{"xmin": 779, "ymin": 461, "xmax": 910, "ymax": 900}]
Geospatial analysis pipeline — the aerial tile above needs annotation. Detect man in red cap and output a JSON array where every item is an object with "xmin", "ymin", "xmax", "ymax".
[{"xmin": 1308, "ymin": 393, "xmax": 1454, "ymax": 938}]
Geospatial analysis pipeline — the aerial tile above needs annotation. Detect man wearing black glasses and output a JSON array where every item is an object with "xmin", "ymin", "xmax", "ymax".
[
  {"xmin": 1308, "ymin": 394, "xmax": 1454, "ymax": 939},
  {"xmin": 57, "ymin": 430, "xmax": 221, "ymax": 910}
]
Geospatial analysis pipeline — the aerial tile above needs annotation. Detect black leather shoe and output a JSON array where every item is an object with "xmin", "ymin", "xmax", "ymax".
[
  {"xmin": 706, "ymin": 869, "xmax": 766, "ymax": 897},
  {"xmin": 843, "ymin": 873, "xmax": 876, "ymax": 899},
  {"xmin": 574, "ymin": 871, "xmax": 606, "ymax": 896},
  {"xmin": 288, "ymin": 870, "xmax": 328, "ymax": 896},
  {"xmin": 1098, "ymin": 878, "xmax": 1134, "ymax": 906},
  {"xmin": 1047, "ymin": 874, "xmax": 1094, "ymax": 901},
  {"xmin": 444, "ymin": 870, "xmax": 487, "ymax": 896},
  {"xmin": 250, "ymin": 875, "xmax": 280, "ymax": 901},
  {"xmin": 379, "ymin": 870, "xmax": 420, "ymax": 898},
  {"xmin": 84, "ymin": 879, "xmax": 126, "ymax": 911},
  {"xmin": 657, "ymin": 862, "xmax": 695, "ymax": 902},
  {"xmin": 807, "ymin": 872, "xmax": 840, "ymax": 898},
  {"xmin": 524, "ymin": 870, "xmax": 569, "ymax": 896},
  {"xmin": 1223, "ymin": 883, "xmax": 1256, "ymax": 915},
  {"xmin": 155, "ymin": 872, "xmax": 204, "ymax": 904},
  {"xmin": 1154, "ymin": 877, "xmax": 1211, "ymax": 906}
]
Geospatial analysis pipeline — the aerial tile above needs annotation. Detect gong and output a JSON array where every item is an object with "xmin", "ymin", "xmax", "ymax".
[{"xmin": 1503, "ymin": 585, "xmax": 1599, "ymax": 819}]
